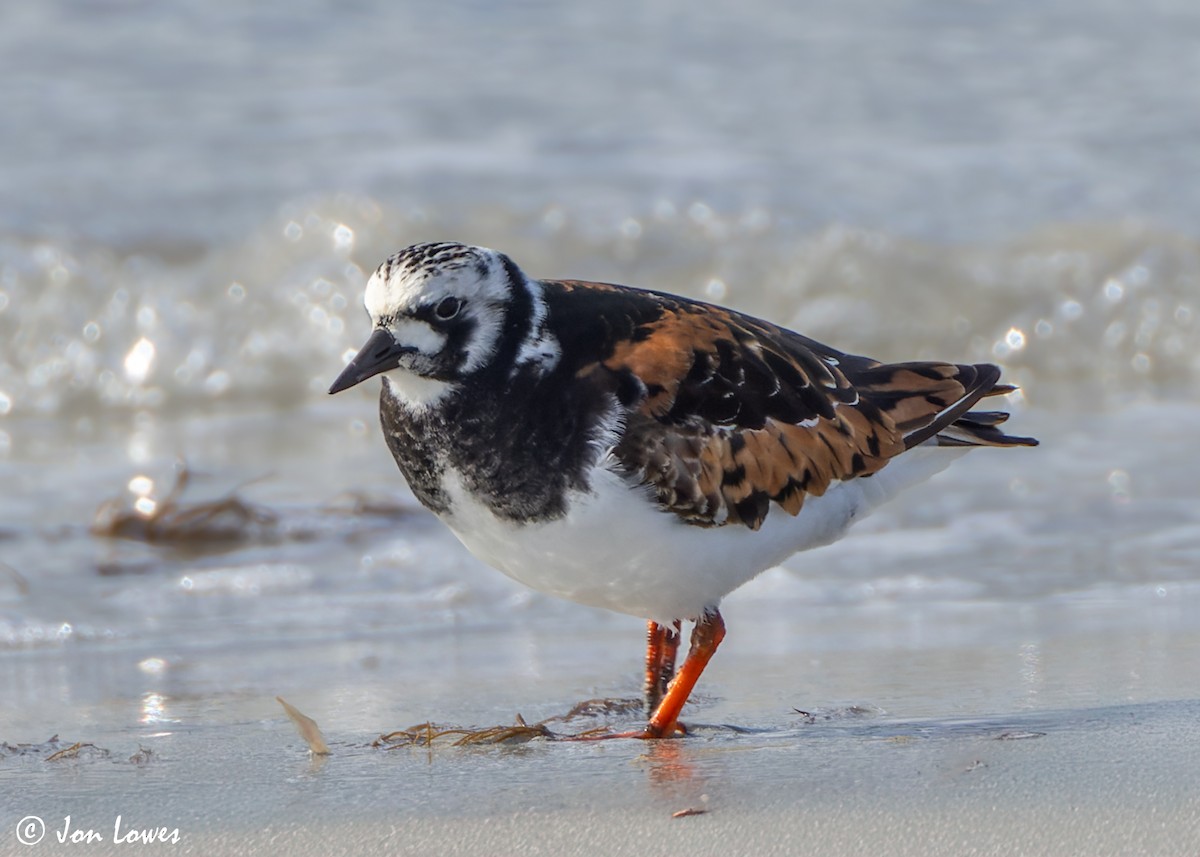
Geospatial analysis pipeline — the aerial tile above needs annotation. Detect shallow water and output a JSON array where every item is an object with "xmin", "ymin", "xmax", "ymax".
[
  {"xmin": 7, "ymin": 0, "xmax": 1200, "ymax": 245},
  {"xmin": 2, "ymin": 0, "xmax": 1199, "ymax": 852}
]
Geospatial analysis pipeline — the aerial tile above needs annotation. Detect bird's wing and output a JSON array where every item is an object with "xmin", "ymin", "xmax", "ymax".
[{"xmin": 543, "ymin": 279, "xmax": 1034, "ymax": 530}]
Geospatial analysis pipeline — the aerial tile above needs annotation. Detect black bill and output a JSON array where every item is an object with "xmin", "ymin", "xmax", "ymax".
[{"xmin": 328, "ymin": 328, "xmax": 415, "ymax": 394}]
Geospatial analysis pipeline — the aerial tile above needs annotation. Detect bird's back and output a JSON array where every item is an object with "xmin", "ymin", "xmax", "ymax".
[{"xmin": 537, "ymin": 279, "xmax": 1036, "ymax": 532}]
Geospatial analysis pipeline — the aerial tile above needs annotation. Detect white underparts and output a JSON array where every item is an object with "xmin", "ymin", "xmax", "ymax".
[{"xmin": 437, "ymin": 442, "xmax": 971, "ymax": 623}]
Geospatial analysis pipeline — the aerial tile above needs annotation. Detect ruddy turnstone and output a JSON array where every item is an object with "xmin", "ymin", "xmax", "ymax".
[{"xmin": 329, "ymin": 241, "xmax": 1037, "ymax": 738}]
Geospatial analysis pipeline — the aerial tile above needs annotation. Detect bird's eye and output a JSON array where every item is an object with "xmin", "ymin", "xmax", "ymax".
[{"xmin": 434, "ymin": 296, "xmax": 462, "ymax": 320}]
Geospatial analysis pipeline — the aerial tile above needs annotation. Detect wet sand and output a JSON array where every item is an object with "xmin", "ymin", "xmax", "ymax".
[{"xmin": 5, "ymin": 588, "xmax": 1200, "ymax": 857}]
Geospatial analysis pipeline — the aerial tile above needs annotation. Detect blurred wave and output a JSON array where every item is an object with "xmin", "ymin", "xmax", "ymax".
[{"xmin": 0, "ymin": 196, "xmax": 1195, "ymax": 424}]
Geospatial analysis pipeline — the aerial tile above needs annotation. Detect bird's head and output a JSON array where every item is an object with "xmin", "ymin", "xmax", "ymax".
[{"xmin": 329, "ymin": 242, "xmax": 523, "ymax": 406}]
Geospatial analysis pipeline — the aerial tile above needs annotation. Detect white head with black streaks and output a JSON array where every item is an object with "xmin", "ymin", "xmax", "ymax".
[{"xmin": 329, "ymin": 242, "xmax": 556, "ymax": 410}]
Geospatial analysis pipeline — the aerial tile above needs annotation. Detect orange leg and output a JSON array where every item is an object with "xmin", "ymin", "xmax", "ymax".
[
  {"xmin": 644, "ymin": 620, "xmax": 682, "ymax": 713},
  {"xmin": 565, "ymin": 610, "xmax": 725, "ymax": 741},
  {"xmin": 643, "ymin": 610, "xmax": 724, "ymax": 738}
]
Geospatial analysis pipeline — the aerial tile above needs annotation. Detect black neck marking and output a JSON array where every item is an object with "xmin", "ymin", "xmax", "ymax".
[
  {"xmin": 484, "ymin": 253, "xmax": 535, "ymax": 376},
  {"xmin": 378, "ymin": 362, "xmax": 615, "ymax": 524}
]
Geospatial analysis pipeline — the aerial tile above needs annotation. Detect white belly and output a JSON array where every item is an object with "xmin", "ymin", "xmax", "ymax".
[{"xmin": 436, "ymin": 445, "xmax": 968, "ymax": 623}]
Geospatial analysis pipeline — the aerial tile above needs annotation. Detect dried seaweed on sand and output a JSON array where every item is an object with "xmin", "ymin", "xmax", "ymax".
[
  {"xmin": 92, "ymin": 461, "xmax": 276, "ymax": 544},
  {"xmin": 373, "ymin": 715, "xmax": 556, "ymax": 748},
  {"xmin": 371, "ymin": 699, "xmax": 650, "ymax": 748}
]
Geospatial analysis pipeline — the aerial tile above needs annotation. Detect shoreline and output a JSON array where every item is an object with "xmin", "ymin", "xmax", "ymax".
[{"xmin": 5, "ymin": 697, "xmax": 1198, "ymax": 857}]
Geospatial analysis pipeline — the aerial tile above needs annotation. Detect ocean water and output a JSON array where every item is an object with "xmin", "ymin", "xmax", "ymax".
[{"xmin": 1, "ymin": 2, "xmax": 1199, "ymax": 842}]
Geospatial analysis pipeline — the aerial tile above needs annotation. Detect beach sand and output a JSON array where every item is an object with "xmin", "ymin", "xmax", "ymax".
[{"xmin": 5, "ymin": 587, "xmax": 1200, "ymax": 857}]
